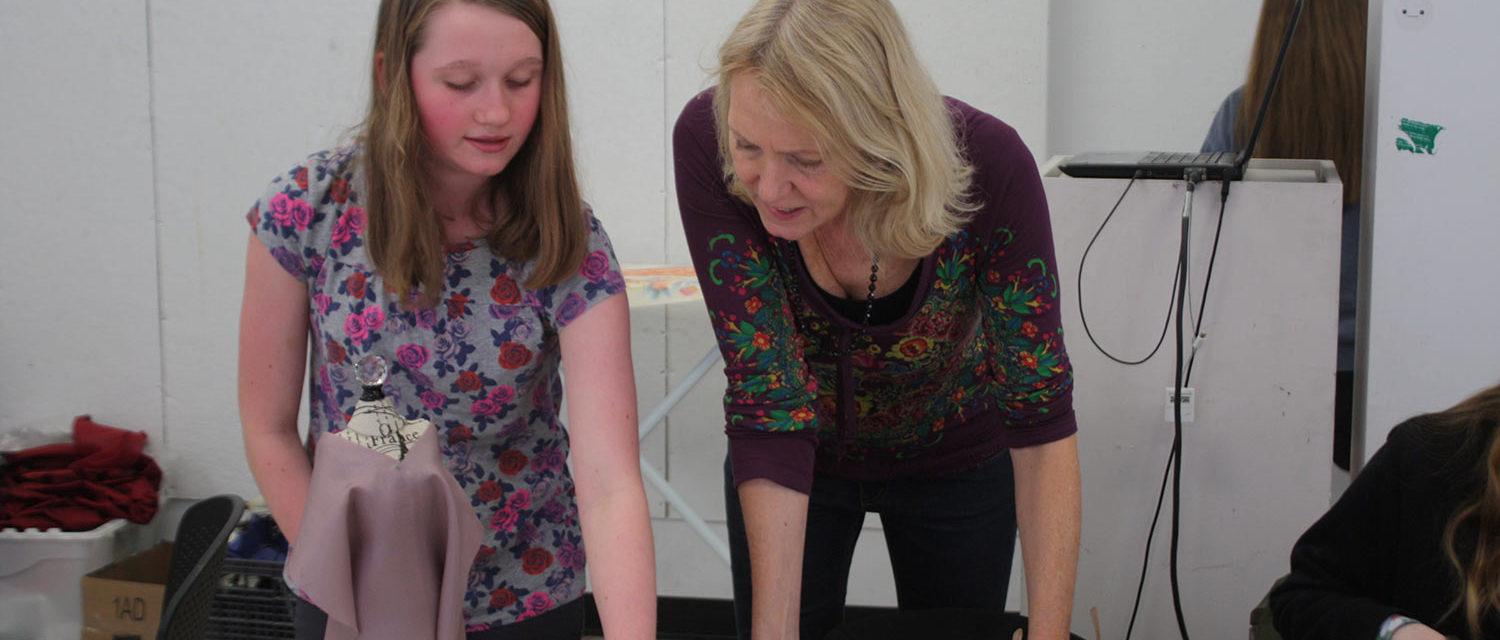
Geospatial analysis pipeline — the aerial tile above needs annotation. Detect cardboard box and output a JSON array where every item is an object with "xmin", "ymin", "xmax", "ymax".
[{"xmin": 81, "ymin": 542, "xmax": 172, "ymax": 640}]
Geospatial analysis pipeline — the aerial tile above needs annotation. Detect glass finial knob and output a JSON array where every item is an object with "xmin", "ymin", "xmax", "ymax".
[{"xmin": 354, "ymin": 354, "xmax": 389, "ymax": 387}]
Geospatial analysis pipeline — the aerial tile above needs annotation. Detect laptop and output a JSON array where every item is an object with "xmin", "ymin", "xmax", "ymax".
[{"xmin": 1057, "ymin": 0, "xmax": 1304, "ymax": 181}]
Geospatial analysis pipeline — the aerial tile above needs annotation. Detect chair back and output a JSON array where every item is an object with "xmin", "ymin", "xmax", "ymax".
[{"xmin": 157, "ymin": 494, "xmax": 245, "ymax": 640}]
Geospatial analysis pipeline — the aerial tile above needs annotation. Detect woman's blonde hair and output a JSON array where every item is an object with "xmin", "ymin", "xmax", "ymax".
[
  {"xmin": 360, "ymin": 0, "xmax": 587, "ymax": 308},
  {"xmin": 712, "ymin": 0, "xmax": 977, "ymax": 260},
  {"xmin": 1240, "ymin": 0, "xmax": 1366, "ymax": 205},
  {"xmin": 1435, "ymin": 382, "xmax": 1500, "ymax": 638}
]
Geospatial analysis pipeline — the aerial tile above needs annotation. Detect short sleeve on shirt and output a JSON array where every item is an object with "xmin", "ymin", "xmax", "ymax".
[
  {"xmin": 246, "ymin": 148, "xmax": 360, "ymax": 284},
  {"xmin": 536, "ymin": 212, "xmax": 626, "ymax": 328}
]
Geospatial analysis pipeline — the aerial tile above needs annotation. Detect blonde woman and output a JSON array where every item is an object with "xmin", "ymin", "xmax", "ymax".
[
  {"xmin": 1270, "ymin": 382, "xmax": 1500, "ymax": 640},
  {"xmin": 673, "ymin": 1, "xmax": 1080, "ymax": 638},
  {"xmin": 238, "ymin": 0, "xmax": 654, "ymax": 637}
]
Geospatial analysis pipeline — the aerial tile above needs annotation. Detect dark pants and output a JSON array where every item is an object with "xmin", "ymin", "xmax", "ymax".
[
  {"xmin": 724, "ymin": 453, "xmax": 1018, "ymax": 640},
  {"xmin": 294, "ymin": 595, "xmax": 584, "ymax": 640}
]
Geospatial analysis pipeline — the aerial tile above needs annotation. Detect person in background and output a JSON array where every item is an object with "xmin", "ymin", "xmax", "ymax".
[
  {"xmin": 1202, "ymin": 0, "xmax": 1368, "ymax": 471},
  {"xmin": 236, "ymin": 1, "xmax": 655, "ymax": 638},
  {"xmin": 673, "ymin": 1, "xmax": 1080, "ymax": 638},
  {"xmin": 1270, "ymin": 381, "xmax": 1500, "ymax": 639}
]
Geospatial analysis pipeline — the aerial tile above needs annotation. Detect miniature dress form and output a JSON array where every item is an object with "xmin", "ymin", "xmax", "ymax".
[{"xmin": 286, "ymin": 356, "xmax": 484, "ymax": 640}]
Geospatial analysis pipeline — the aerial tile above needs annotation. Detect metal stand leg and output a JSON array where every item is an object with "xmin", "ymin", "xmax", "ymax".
[{"xmin": 635, "ymin": 346, "xmax": 731, "ymax": 565}]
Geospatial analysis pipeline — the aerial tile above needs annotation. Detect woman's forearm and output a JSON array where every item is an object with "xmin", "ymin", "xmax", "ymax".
[
  {"xmin": 560, "ymin": 293, "xmax": 656, "ymax": 638},
  {"xmin": 739, "ymin": 478, "xmax": 810, "ymax": 640},
  {"xmin": 577, "ymin": 482, "xmax": 657, "ymax": 640},
  {"xmin": 238, "ymin": 232, "xmax": 313, "ymax": 545},
  {"xmin": 1011, "ymin": 434, "xmax": 1081, "ymax": 640},
  {"xmin": 241, "ymin": 427, "xmax": 312, "ymax": 545}
]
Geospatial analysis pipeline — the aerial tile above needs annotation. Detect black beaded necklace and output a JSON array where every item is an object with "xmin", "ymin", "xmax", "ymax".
[{"xmin": 773, "ymin": 238, "xmax": 879, "ymax": 358}]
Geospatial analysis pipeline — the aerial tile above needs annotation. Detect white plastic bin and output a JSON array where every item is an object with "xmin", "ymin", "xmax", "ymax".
[{"xmin": 0, "ymin": 518, "xmax": 157, "ymax": 640}]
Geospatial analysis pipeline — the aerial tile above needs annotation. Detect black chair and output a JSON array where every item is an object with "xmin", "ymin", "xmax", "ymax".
[{"xmin": 157, "ymin": 494, "xmax": 245, "ymax": 640}]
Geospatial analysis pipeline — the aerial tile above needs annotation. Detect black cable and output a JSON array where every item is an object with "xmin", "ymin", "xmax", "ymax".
[
  {"xmin": 1168, "ymin": 178, "xmax": 1195, "ymax": 640},
  {"xmin": 1123, "ymin": 445, "xmax": 1175, "ymax": 640},
  {"xmin": 1123, "ymin": 175, "xmax": 1230, "ymax": 640},
  {"xmin": 1077, "ymin": 175, "xmax": 1182, "ymax": 365},
  {"xmin": 1183, "ymin": 180, "xmax": 1233, "ymax": 385}
]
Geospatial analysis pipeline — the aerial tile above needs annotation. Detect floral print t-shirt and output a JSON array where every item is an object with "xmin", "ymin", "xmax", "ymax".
[
  {"xmin": 247, "ymin": 145, "xmax": 626, "ymax": 630},
  {"xmin": 674, "ymin": 90, "xmax": 1076, "ymax": 494}
]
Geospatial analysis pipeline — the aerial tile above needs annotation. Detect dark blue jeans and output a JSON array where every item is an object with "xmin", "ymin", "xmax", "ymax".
[{"xmin": 724, "ymin": 452, "xmax": 1018, "ymax": 640}]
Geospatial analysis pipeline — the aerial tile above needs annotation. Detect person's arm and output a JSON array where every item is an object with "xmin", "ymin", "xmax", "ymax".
[
  {"xmin": 237, "ymin": 232, "xmax": 313, "ymax": 545},
  {"xmin": 1200, "ymin": 87, "xmax": 1244, "ymax": 153},
  {"xmin": 1011, "ymin": 435, "xmax": 1080, "ymax": 640},
  {"xmin": 673, "ymin": 90, "xmax": 821, "ymax": 640},
  {"xmin": 1268, "ymin": 425, "xmax": 1422, "ymax": 640},
  {"xmin": 1389, "ymin": 621, "xmax": 1446, "ymax": 640},
  {"xmin": 961, "ymin": 100, "xmax": 1081, "ymax": 639},
  {"xmin": 560, "ymin": 291, "xmax": 656, "ymax": 640},
  {"xmin": 739, "ymin": 479, "xmax": 809, "ymax": 640}
]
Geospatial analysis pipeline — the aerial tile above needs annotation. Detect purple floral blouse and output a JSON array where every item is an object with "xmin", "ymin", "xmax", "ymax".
[
  {"xmin": 674, "ymin": 91, "xmax": 1076, "ymax": 494},
  {"xmin": 248, "ymin": 146, "xmax": 626, "ymax": 630}
]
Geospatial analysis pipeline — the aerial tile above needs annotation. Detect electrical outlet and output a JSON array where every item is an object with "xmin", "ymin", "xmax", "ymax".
[{"xmin": 1165, "ymin": 387, "xmax": 1195, "ymax": 423}]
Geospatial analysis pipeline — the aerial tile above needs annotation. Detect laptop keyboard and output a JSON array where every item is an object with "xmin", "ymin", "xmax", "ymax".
[{"xmin": 1142, "ymin": 151, "xmax": 1231, "ymax": 165}]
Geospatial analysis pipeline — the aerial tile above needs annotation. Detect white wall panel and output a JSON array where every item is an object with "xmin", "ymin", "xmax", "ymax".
[
  {"xmin": 0, "ymin": 1, "xmax": 162, "ymax": 442},
  {"xmin": 150, "ymin": 0, "xmax": 378, "ymax": 498},
  {"xmin": 1361, "ymin": 0, "xmax": 1500, "ymax": 459},
  {"xmin": 1048, "ymin": 1, "xmax": 1260, "ymax": 158}
]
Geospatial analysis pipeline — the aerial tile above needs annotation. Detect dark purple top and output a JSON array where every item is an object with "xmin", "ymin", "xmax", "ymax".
[{"xmin": 673, "ymin": 90, "xmax": 1076, "ymax": 494}]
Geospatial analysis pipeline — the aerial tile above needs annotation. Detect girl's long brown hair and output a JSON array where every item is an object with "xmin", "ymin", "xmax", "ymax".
[
  {"xmin": 1239, "ymin": 0, "xmax": 1366, "ymax": 205},
  {"xmin": 1435, "ymin": 382, "xmax": 1500, "ymax": 639},
  {"xmin": 361, "ymin": 0, "xmax": 587, "ymax": 308}
]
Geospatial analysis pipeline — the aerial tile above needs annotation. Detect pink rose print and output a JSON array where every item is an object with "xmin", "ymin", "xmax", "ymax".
[
  {"xmin": 345, "ymin": 207, "xmax": 365, "ymax": 233},
  {"xmin": 269, "ymin": 193, "xmax": 314, "ymax": 230},
  {"xmin": 343, "ymin": 313, "xmax": 368, "ymax": 342},
  {"xmin": 489, "ymin": 508, "xmax": 519, "ymax": 532},
  {"xmin": 361, "ymin": 306, "xmax": 384, "ymax": 332},
  {"xmin": 507, "ymin": 489, "xmax": 531, "ymax": 510},
  {"xmin": 579, "ymin": 250, "xmax": 610, "ymax": 282},
  {"xmin": 488, "ymin": 385, "xmax": 516, "ymax": 405},
  {"xmin": 524, "ymin": 591, "xmax": 552, "ymax": 611},
  {"xmin": 470, "ymin": 399, "xmax": 499, "ymax": 416},
  {"xmin": 396, "ymin": 344, "xmax": 429, "ymax": 370}
]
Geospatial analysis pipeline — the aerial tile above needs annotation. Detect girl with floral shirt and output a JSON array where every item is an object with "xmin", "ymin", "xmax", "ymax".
[{"xmin": 237, "ymin": 1, "xmax": 654, "ymax": 638}]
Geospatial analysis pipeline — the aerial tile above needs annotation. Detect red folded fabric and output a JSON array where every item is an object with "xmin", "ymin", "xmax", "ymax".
[{"xmin": 0, "ymin": 415, "xmax": 162, "ymax": 531}]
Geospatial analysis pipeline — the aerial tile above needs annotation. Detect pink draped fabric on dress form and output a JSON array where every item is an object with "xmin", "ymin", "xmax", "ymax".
[{"xmin": 286, "ymin": 427, "xmax": 484, "ymax": 640}]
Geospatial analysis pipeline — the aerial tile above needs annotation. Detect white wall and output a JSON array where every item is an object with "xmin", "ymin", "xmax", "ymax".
[
  {"xmin": 1, "ymin": 1, "xmax": 162, "ymax": 444},
  {"xmin": 1, "ymin": 0, "xmax": 1275, "ymax": 619},
  {"xmin": 1047, "ymin": 1, "xmax": 1260, "ymax": 157},
  {"xmin": 1358, "ymin": 0, "xmax": 1500, "ymax": 461}
]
